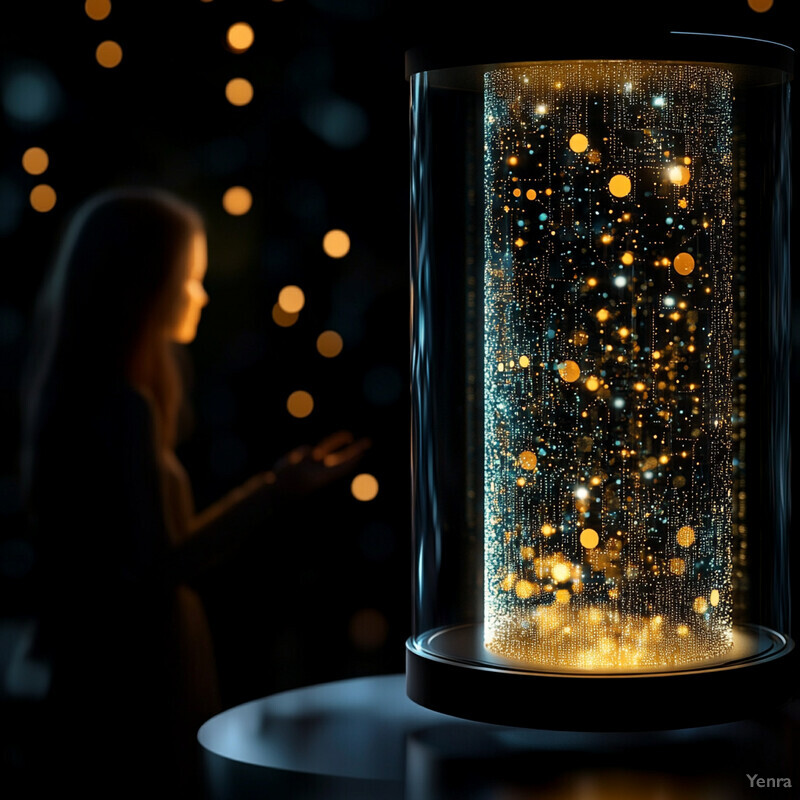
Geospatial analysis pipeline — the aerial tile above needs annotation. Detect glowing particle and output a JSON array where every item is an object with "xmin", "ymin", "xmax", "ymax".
[
  {"xmin": 677, "ymin": 625, "xmax": 689, "ymax": 637},
  {"xmin": 573, "ymin": 330, "xmax": 589, "ymax": 346},
  {"xmin": 613, "ymin": 275, "xmax": 627, "ymax": 288},
  {"xmin": 555, "ymin": 589, "xmax": 571, "ymax": 604},
  {"xmin": 222, "ymin": 185, "xmax": 252, "ymax": 215},
  {"xmin": 30, "ymin": 184, "xmax": 56, "ymax": 212},
  {"xmin": 558, "ymin": 360, "xmax": 580, "ymax": 382},
  {"xmin": 515, "ymin": 237, "xmax": 526, "ymax": 247},
  {"xmin": 96, "ymin": 41, "xmax": 123, "ymax": 68},
  {"xmin": 512, "ymin": 188, "xmax": 521, "ymax": 198},
  {"xmin": 22, "ymin": 147, "xmax": 48, "ymax": 175},
  {"xmin": 710, "ymin": 589, "xmax": 720, "ymax": 606},
  {"xmin": 669, "ymin": 557, "xmax": 686, "ymax": 575},
  {"xmin": 601, "ymin": 233, "xmax": 613, "ymax": 244},
  {"xmin": 535, "ymin": 104, "xmax": 547, "ymax": 114},
  {"xmin": 673, "ymin": 252, "xmax": 695, "ymax": 275},
  {"xmin": 569, "ymin": 133, "xmax": 588, "ymax": 153},
  {"xmin": 580, "ymin": 528, "xmax": 599, "ymax": 549},
  {"xmin": 316, "ymin": 330, "xmax": 343, "ymax": 358},
  {"xmin": 677, "ymin": 526, "xmax": 696, "ymax": 547},
  {"xmin": 608, "ymin": 174, "xmax": 631, "ymax": 198},
  {"xmin": 678, "ymin": 198, "xmax": 688, "ymax": 208},
  {"xmin": 520, "ymin": 547, "xmax": 535, "ymax": 560},
  {"xmin": 515, "ymin": 580, "xmax": 536, "ymax": 599},
  {"xmin": 227, "ymin": 22, "xmax": 255, "ymax": 53},
  {"xmin": 225, "ymin": 77, "xmax": 253, "ymax": 106},
  {"xmin": 272, "ymin": 303, "xmax": 298, "ymax": 327},
  {"xmin": 541, "ymin": 523, "xmax": 556, "ymax": 537},
  {"xmin": 596, "ymin": 308, "xmax": 610, "ymax": 323},
  {"xmin": 585, "ymin": 376, "xmax": 599, "ymax": 391},
  {"xmin": 618, "ymin": 327, "xmax": 630, "ymax": 338},
  {"xmin": 85, "ymin": 0, "xmax": 111, "ymax": 20},
  {"xmin": 551, "ymin": 563, "xmax": 570, "ymax": 583},
  {"xmin": 278, "ymin": 285, "xmax": 305, "ymax": 313},
  {"xmin": 526, "ymin": 188, "xmax": 537, "ymax": 201},
  {"xmin": 519, "ymin": 451, "xmax": 538, "ymax": 471},
  {"xmin": 748, "ymin": 0, "xmax": 773, "ymax": 11},
  {"xmin": 587, "ymin": 277, "xmax": 598, "ymax": 287},
  {"xmin": 516, "ymin": 477, "xmax": 526, "ymax": 487},
  {"xmin": 508, "ymin": 155, "xmax": 518, "ymax": 166},
  {"xmin": 634, "ymin": 381, "xmax": 646, "ymax": 392},
  {"xmin": 668, "ymin": 165, "xmax": 691, "ymax": 186},
  {"xmin": 693, "ymin": 597, "xmax": 708, "ymax": 614},
  {"xmin": 621, "ymin": 251, "xmax": 634, "ymax": 266},
  {"xmin": 287, "ymin": 390, "xmax": 314, "ymax": 418},
  {"xmin": 519, "ymin": 355, "xmax": 530, "ymax": 368},
  {"xmin": 351, "ymin": 473, "xmax": 379, "ymax": 501}
]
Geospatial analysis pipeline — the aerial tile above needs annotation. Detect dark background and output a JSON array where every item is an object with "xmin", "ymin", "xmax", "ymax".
[{"xmin": 0, "ymin": 0, "xmax": 797, "ymax": 787}]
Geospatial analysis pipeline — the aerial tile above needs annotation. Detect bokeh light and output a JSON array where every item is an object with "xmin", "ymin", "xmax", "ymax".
[
  {"xmin": 272, "ymin": 303, "xmax": 298, "ymax": 327},
  {"xmin": 222, "ymin": 185, "xmax": 252, "ymax": 215},
  {"xmin": 226, "ymin": 22, "xmax": 254, "ymax": 53},
  {"xmin": 569, "ymin": 133, "xmax": 588, "ymax": 153},
  {"xmin": 29, "ymin": 184, "xmax": 56, "ymax": 212},
  {"xmin": 608, "ymin": 174, "xmax": 632, "ymax": 197},
  {"xmin": 22, "ymin": 147, "xmax": 49, "ymax": 175},
  {"xmin": 747, "ymin": 0, "xmax": 773, "ymax": 10},
  {"xmin": 96, "ymin": 41, "xmax": 123, "ymax": 69},
  {"xmin": 287, "ymin": 390, "xmax": 314, "ymax": 418},
  {"xmin": 225, "ymin": 78, "xmax": 253, "ymax": 106},
  {"xmin": 278, "ymin": 285, "xmax": 305, "ymax": 313},
  {"xmin": 351, "ymin": 473, "xmax": 379, "ymax": 502},
  {"xmin": 84, "ymin": 0, "xmax": 111, "ymax": 20},
  {"xmin": 2, "ymin": 63, "xmax": 62, "ymax": 125},
  {"xmin": 316, "ymin": 330, "xmax": 343, "ymax": 357},
  {"xmin": 322, "ymin": 228, "xmax": 350, "ymax": 258}
]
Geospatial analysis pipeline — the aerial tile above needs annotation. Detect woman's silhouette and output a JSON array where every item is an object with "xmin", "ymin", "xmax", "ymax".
[{"xmin": 20, "ymin": 188, "xmax": 365, "ymax": 794}]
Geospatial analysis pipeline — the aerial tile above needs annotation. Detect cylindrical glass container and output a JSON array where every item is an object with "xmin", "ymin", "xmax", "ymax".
[{"xmin": 407, "ymin": 32, "xmax": 794, "ymax": 729}]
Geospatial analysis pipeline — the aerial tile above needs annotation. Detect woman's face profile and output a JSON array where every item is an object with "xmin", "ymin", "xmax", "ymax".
[{"xmin": 171, "ymin": 229, "xmax": 209, "ymax": 344}]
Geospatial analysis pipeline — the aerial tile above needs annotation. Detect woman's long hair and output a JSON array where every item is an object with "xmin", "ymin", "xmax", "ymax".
[{"xmin": 20, "ymin": 188, "xmax": 203, "ymax": 506}]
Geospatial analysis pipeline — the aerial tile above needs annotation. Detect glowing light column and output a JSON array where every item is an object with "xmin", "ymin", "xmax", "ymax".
[{"xmin": 483, "ymin": 62, "xmax": 735, "ymax": 669}]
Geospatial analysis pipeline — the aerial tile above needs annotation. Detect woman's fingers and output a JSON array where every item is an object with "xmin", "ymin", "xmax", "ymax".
[
  {"xmin": 311, "ymin": 430, "xmax": 354, "ymax": 461},
  {"xmin": 322, "ymin": 437, "xmax": 371, "ymax": 468}
]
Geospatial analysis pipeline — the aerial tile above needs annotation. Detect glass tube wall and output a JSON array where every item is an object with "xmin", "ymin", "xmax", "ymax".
[{"xmin": 408, "ymin": 34, "xmax": 793, "ymax": 724}]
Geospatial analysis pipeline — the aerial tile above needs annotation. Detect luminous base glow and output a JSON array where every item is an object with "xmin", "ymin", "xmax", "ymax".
[{"xmin": 483, "ymin": 62, "xmax": 735, "ymax": 669}]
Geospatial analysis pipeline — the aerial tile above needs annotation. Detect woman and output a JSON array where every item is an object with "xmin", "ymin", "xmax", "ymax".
[{"xmin": 20, "ymin": 188, "xmax": 365, "ymax": 793}]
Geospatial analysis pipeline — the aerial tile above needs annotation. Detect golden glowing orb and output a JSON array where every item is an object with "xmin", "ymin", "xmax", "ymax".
[
  {"xmin": 580, "ymin": 528, "xmax": 599, "ymax": 549},
  {"xmin": 555, "ymin": 589, "xmax": 571, "ymax": 604},
  {"xmin": 222, "ymin": 185, "xmax": 252, "ymax": 215},
  {"xmin": 500, "ymin": 573, "xmax": 517, "ymax": 592},
  {"xmin": 673, "ymin": 252, "xmax": 695, "ymax": 276},
  {"xmin": 278, "ymin": 284, "xmax": 305, "ymax": 313},
  {"xmin": 668, "ymin": 165, "xmax": 691, "ymax": 186},
  {"xmin": 351, "ymin": 473, "xmax": 379, "ymax": 502},
  {"xmin": 287, "ymin": 390, "xmax": 314, "ymax": 418},
  {"xmin": 693, "ymin": 597, "xmax": 709, "ymax": 614},
  {"xmin": 585, "ymin": 376, "xmax": 600, "ymax": 392},
  {"xmin": 323, "ymin": 229, "xmax": 350, "ymax": 258},
  {"xmin": 526, "ymin": 188, "xmax": 537, "ymax": 201},
  {"xmin": 85, "ymin": 0, "xmax": 111, "ymax": 20},
  {"xmin": 515, "ymin": 580, "xmax": 536, "ymax": 599},
  {"xmin": 227, "ymin": 22, "xmax": 255, "ymax": 52},
  {"xmin": 551, "ymin": 563, "xmax": 570, "ymax": 583},
  {"xmin": 558, "ymin": 360, "xmax": 580, "ymax": 382},
  {"xmin": 96, "ymin": 40, "xmax": 123, "ymax": 68},
  {"xmin": 677, "ymin": 526, "xmax": 696, "ymax": 547},
  {"xmin": 596, "ymin": 308, "xmax": 610, "ymax": 323},
  {"xmin": 569, "ymin": 133, "xmax": 589, "ymax": 153},
  {"xmin": 748, "ymin": 0, "xmax": 773, "ymax": 11},
  {"xmin": 621, "ymin": 251, "xmax": 634, "ymax": 266},
  {"xmin": 22, "ymin": 147, "xmax": 49, "ymax": 175},
  {"xmin": 677, "ymin": 625, "xmax": 690, "ymax": 637},
  {"xmin": 710, "ymin": 589, "xmax": 720, "ymax": 607},
  {"xmin": 512, "ymin": 187, "xmax": 521, "ymax": 197},
  {"xmin": 519, "ymin": 451, "xmax": 538, "ymax": 471},
  {"xmin": 316, "ymin": 330, "xmax": 343, "ymax": 358},
  {"xmin": 608, "ymin": 174, "xmax": 631, "ymax": 198},
  {"xmin": 669, "ymin": 557, "xmax": 686, "ymax": 575},
  {"xmin": 225, "ymin": 77, "xmax": 253, "ymax": 106},
  {"xmin": 541, "ymin": 523, "xmax": 556, "ymax": 537},
  {"xmin": 30, "ymin": 184, "xmax": 56, "ymax": 212},
  {"xmin": 519, "ymin": 355, "xmax": 530, "ymax": 368}
]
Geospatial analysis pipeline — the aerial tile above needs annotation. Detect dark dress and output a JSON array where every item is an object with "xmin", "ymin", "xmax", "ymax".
[{"xmin": 28, "ymin": 380, "xmax": 268, "ymax": 795}]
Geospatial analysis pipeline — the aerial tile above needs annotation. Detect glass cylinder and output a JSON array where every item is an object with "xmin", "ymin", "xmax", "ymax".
[{"xmin": 407, "ymin": 33, "xmax": 794, "ymax": 729}]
